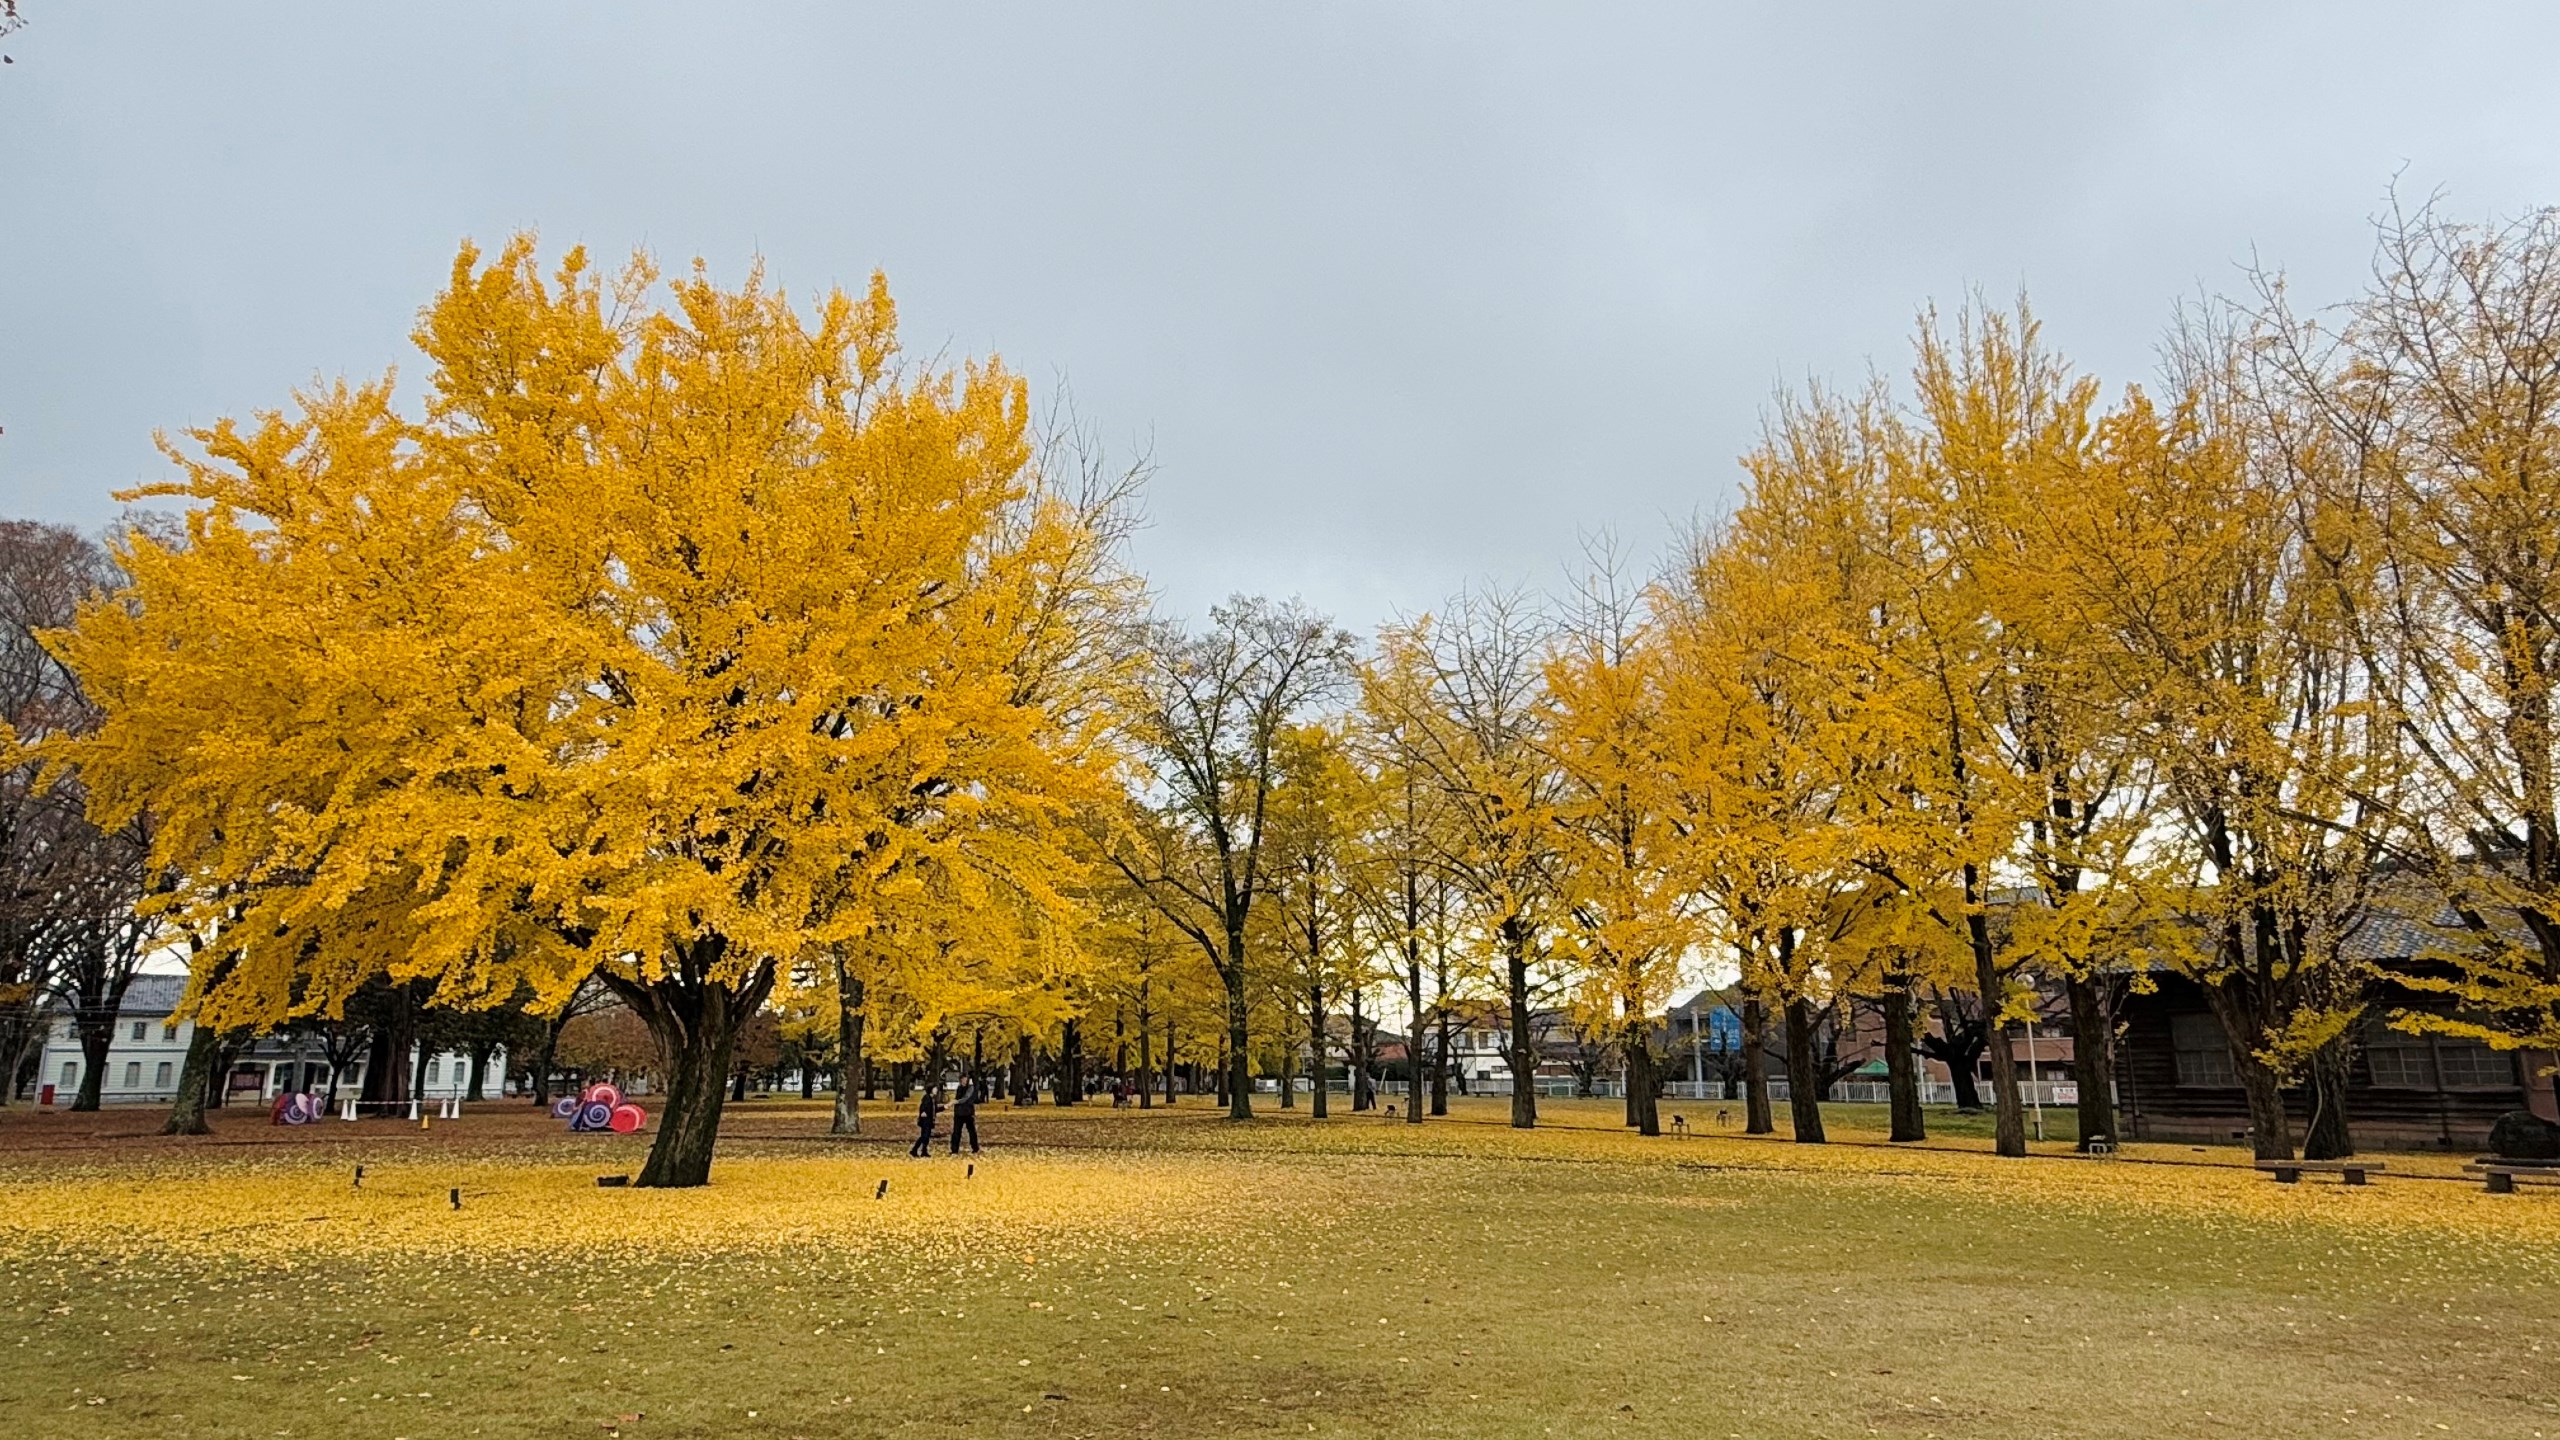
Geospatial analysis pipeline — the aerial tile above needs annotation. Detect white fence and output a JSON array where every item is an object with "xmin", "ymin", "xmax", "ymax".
[{"xmin": 1660, "ymin": 1079, "xmax": 2090, "ymax": 1107}]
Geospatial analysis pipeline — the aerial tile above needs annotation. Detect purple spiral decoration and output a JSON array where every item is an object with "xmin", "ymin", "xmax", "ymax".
[
  {"xmin": 577, "ymin": 1101, "xmax": 614, "ymax": 1131},
  {"xmin": 551, "ymin": 1096, "xmax": 579, "ymax": 1120}
]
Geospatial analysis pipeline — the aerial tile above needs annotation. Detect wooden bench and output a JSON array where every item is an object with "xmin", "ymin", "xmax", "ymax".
[
  {"xmin": 2465, "ymin": 1162, "xmax": 2560, "ymax": 1194},
  {"xmin": 2255, "ymin": 1159, "xmax": 2385, "ymax": 1185}
]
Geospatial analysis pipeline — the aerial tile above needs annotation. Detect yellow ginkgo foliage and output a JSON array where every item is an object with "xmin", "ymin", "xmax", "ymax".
[{"xmin": 49, "ymin": 237, "xmax": 1124, "ymax": 1186}]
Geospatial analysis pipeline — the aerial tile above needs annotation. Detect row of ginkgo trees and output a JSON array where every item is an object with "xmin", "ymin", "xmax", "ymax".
[
  {"xmin": 1103, "ymin": 200, "xmax": 2560, "ymax": 1167},
  {"xmin": 36, "ymin": 201, "xmax": 2560, "ymax": 1183},
  {"xmin": 1563, "ymin": 199, "xmax": 2560, "ymax": 1164}
]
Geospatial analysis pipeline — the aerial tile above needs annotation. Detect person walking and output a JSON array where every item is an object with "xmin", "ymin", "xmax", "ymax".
[
  {"xmin": 949, "ymin": 1081, "xmax": 981, "ymax": 1155},
  {"xmin": 908, "ymin": 1088, "xmax": 939, "ymax": 1158}
]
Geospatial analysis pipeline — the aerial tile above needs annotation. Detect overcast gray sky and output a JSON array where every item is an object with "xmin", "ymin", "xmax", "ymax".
[{"xmin": 6, "ymin": 3, "xmax": 2560, "ymax": 630}]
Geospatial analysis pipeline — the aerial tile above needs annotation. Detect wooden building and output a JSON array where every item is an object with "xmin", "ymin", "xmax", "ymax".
[{"xmin": 2114, "ymin": 897, "xmax": 2560, "ymax": 1149}]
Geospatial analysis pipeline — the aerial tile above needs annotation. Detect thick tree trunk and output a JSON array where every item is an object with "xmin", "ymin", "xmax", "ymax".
[
  {"xmin": 1163, "ymin": 1005, "xmax": 1177, "ymax": 1106},
  {"xmin": 1503, "ymin": 919, "xmax": 1537, "ymax": 1129},
  {"xmin": 2203, "ymin": 981, "xmax": 2296, "ymax": 1161},
  {"xmin": 160, "ymin": 1022, "xmax": 222, "ymax": 1135},
  {"xmin": 1307, "ymin": 983, "xmax": 1328, "ymax": 1119},
  {"xmin": 71, "ymin": 1019, "xmax": 111, "ymax": 1111},
  {"xmin": 1742, "ymin": 995, "xmax": 1773, "ymax": 1135},
  {"xmin": 1055, "ymin": 1018, "xmax": 1083, "ymax": 1106},
  {"xmin": 834, "ymin": 963, "xmax": 865, "ymax": 1132},
  {"xmin": 1964, "ymin": 872, "xmax": 2028, "ymax": 1157},
  {"xmin": 2236, "ymin": 1054, "xmax": 2296, "ymax": 1161},
  {"xmin": 360, "ymin": 1002, "xmax": 416, "ymax": 1115},
  {"xmin": 1626, "ymin": 1025, "xmax": 1660, "ymax": 1136},
  {"xmin": 1783, "ymin": 996, "xmax": 1826, "ymax": 1144},
  {"xmin": 1012, "ymin": 1034, "xmax": 1037, "ymax": 1108},
  {"xmin": 1882, "ymin": 983, "xmax": 1926, "ymax": 1143},
  {"xmin": 610, "ymin": 954, "xmax": 773, "ymax": 1189},
  {"xmin": 2065, "ymin": 973, "xmax": 2118, "ymax": 1152},
  {"xmin": 466, "ymin": 1041, "xmax": 495, "ymax": 1102},
  {"xmin": 2303, "ymin": 1031, "xmax": 2356, "ymax": 1160},
  {"xmin": 1221, "ymin": 941, "xmax": 1253, "ymax": 1120}
]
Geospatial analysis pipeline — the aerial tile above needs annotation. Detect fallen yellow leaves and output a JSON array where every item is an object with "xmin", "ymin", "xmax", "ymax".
[{"xmin": 0, "ymin": 1146, "xmax": 1246, "ymax": 1263}]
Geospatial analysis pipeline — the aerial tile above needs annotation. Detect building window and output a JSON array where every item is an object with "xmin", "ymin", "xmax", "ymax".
[
  {"xmin": 427, "ymin": 1058, "xmax": 441, "ymax": 1082},
  {"xmin": 2366, "ymin": 1032, "xmax": 2435, "ymax": 1090},
  {"xmin": 155, "ymin": 1062, "xmax": 173, "ymax": 1089},
  {"xmin": 123, "ymin": 1061, "xmax": 141, "ymax": 1088},
  {"xmin": 131, "ymin": 1020, "xmax": 148, "ymax": 1041},
  {"xmin": 2437, "ymin": 1041, "xmax": 2517, "ymax": 1090},
  {"xmin": 163, "ymin": 1022, "xmax": 178, "ymax": 1041},
  {"xmin": 59, "ymin": 1060, "xmax": 77, "ymax": 1089},
  {"xmin": 2170, "ymin": 1014, "xmax": 2238, "ymax": 1088}
]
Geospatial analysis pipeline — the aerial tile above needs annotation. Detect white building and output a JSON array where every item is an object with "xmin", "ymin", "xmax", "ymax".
[{"xmin": 30, "ymin": 973, "xmax": 497, "ymax": 1107}]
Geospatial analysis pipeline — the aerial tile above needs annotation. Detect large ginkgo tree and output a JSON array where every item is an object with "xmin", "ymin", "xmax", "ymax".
[{"xmin": 51, "ymin": 238, "xmax": 1124, "ymax": 1185}]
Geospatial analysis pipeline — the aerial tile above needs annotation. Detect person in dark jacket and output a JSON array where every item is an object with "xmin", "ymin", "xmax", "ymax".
[
  {"xmin": 908, "ymin": 1089, "xmax": 939, "ymax": 1158},
  {"xmin": 949, "ymin": 1081, "xmax": 981, "ymax": 1154}
]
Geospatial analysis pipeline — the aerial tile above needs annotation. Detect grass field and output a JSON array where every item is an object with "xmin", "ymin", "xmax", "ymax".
[{"xmin": 4, "ymin": 1095, "xmax": 2556, "ymax": 1439}]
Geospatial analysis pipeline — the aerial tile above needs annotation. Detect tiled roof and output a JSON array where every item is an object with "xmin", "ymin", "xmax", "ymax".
[{"xmin": 114, "ymin": 973, "xmax": 189, "ymax": 1017}]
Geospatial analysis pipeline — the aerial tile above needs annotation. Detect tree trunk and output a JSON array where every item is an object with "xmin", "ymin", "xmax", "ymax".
[
  {"xmin": 1405, "ymin": 956, "xmax": 1426, "ymax": 1124},
  {"xmin": 533, "ymin": 1021, "xmax": 564, "ymax": 1106},
  {"xmin": 360, "ymin": 1001, "xmax": 416, "ymax": 1116},
  {"xmin": 1307, "ymin": 983, "xmax": 1328, "ymax": 1119},
  {"xmin": 1783, "ymin": 996, "xmax": 1826, "ymax": 1144},
  {"xmin": 2203, "ymin": 980, "xmax": 2296, "ymax": 1161},
  {"xmin": 1054, "ymin": 1018, "xmax": 1082, "ymax": 1106},
  {"xmin": 160, "ymin": 1022, "xmax": 222, "ymax": 1135},
  {"xmin": 1277, "ymin": 1019, "xmax": 1295, "ymax": 1109},
  {"xmin": 1964, "ymin": 867, "xmax": 2028, "ymax": 1157},
  {"xmin": 608, "ymin": 953, "xmax": 772, "ymax": 1189},
  {"xmin": 466, "ymin": 1041, "xmax": 495, "ymax": 1102},
  {"xmin": 2235, "ymin": 1052, "xmax": 2296, "ymax": 1161},
  {"xmin": 1742, "ymin": 995, "xmax": 1773, "ymax": 1135},
  {"xmin": 1221, "ymin": 938, "xmax": 1253, "ymax": 1120},
  {"xmin": 1348, "ymin": 989, "xmax": 1371, "ymax": 1111},
  {"xmin": 1431, "ymin": 1009, "xmax": 1450, "ymax": 1116},
  {"xmin": 1882, "ymin": 982, "xmax": 1926, "ymax": 1143},
  {"xmin": 1502, "ymin": 919, "xmax": 1537, "ymax": 1130},
  {"xmin": 70, "ymin": 1016, "xmax": 111, "ymax": 1112},
  {"xmin": 1163, "ymin": 1004, "xmax": 1178, "ymax": 1106},
  {"xmin": 1884, "ymin": 978, "xmax": 1925, "ymax": 1137},
  {"xmin": 834, "ymin": 968, "xmax": 865, "ymax": 1127},
  {"xmin": 2065, "ymin": 973, "xmax": 2118, "ymax": 1152},
  {"xmin": 2303, "ymin": 1029, "xmax": 2356, "ymax": 1160},
  {"xmin": 1012, "ymin": 1034, "xmax": 1037, "ymax": 1108},
  {"xmin": 1135, "ymin": 987, "xmax": 1154, "ymax": 1110},
  {"xmin": 1626, "ymin": 1023, "xmax": 1660, "ymax": 1136}
]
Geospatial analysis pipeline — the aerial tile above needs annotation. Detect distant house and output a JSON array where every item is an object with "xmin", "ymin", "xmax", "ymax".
[
  {"xmin": 1424, "ymin": 1000, "xmax": 1593, "ymax": 1097},
  {"xmin": 27, "ymin": 973, "xmax": 495, "ymax": 1108}
]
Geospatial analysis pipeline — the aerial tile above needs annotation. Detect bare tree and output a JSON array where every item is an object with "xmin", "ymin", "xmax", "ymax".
[
  {"xmin": 1109, "ymin": 596, "xmax": 1355, "ymax": 1120},
  {"xmin": 0, "ymin": 521, "xmax": 129, "ymax": 1105}
]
